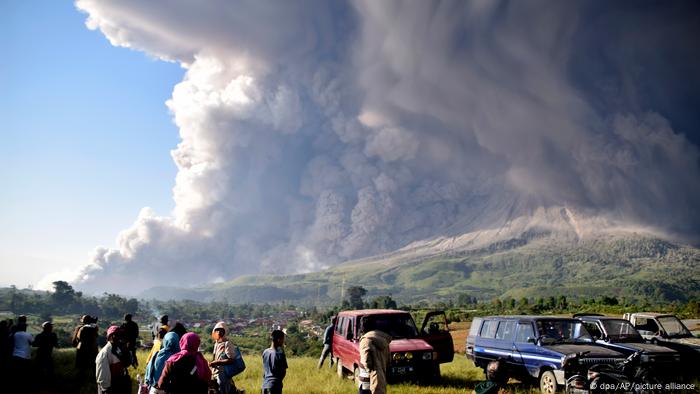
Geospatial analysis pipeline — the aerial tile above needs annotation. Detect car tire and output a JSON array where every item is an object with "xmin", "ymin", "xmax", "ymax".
[
  {"xmin": 539, "ymin": 370, "xmax": 557, "ymax": 394},
  {"xmin": 337, "ymin": 358, "xmax": 345, "ymax": 378}
]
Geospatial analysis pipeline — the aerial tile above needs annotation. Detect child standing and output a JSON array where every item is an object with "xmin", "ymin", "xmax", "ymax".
[{"xmin": 261, "ymin": 330, "xmax": 287, "ymax": 394}]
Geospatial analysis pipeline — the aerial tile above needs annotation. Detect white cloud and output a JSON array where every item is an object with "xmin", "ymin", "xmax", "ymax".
[{"xmin": 55, "ymin": 0, "xmax": 700, "ymax": 294}]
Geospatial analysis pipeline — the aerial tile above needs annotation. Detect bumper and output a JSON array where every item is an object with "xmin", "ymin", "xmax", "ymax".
[{"xmin": 554, "ymin": 369, "xmax": 566, "ymax": 385}]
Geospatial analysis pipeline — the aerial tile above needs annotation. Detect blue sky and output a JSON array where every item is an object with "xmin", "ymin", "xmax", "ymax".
[{"xmin": 0, "ymin": 1, "xmax": 183, "ymax": 287}]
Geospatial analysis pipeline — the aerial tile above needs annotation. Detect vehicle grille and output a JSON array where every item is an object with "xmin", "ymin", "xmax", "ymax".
[
  {"xmin": 580, "ymin": 358, "xmax": 620, "ymax": 366},
  {"xmin": 651, "ymin": 354, "xmax": 678, "ymax": 364}
]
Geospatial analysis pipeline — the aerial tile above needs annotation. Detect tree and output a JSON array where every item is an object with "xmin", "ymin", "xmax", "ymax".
[
  {"xmin": 346, "ymin": 286, "xmax": 367, "ymax": 309},
  {"xmin": 52, "ymin": 281, "xmax": 79, "ymax": 313},
  {"xmin": 370, "ymin": 295, "xmax": 397, "ymax": 309},
  {"xmin": 557, "ymin": 295, "xmax": 568, "ymax": 310}
]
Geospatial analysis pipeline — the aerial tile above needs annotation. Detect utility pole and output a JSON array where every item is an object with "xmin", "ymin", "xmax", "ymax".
[{"xmin": 340, "ymin": 277, "xmax": 346, "ymax": 306}]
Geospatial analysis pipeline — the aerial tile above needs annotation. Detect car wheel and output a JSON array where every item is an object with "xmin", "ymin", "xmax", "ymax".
[
  {"xmin": 539, "ymin": 370, "xmax": 557, "ymax": 394},
  {"xmin": 337, "ymin": 359, "xmax": 345, "ymax": 378}
]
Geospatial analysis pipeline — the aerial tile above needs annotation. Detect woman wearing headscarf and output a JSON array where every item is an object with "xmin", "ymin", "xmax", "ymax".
[
  {"xmin": 145, "ymin": 332, "xmax": 180, "ymax": 393},
  {"xmin": 158, "ymin": 332, "xmax": 211, "ymax": 394}
]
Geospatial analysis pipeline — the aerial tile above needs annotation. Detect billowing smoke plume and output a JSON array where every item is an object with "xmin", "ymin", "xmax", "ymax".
[{"xmin": 60, "ymin": 0, "xmax": 700, "ymax": 294}]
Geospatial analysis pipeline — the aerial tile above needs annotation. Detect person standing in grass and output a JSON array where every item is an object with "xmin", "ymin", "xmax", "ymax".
[
  {"xmin": 33, "ymin": 321, "xmax": 58, "ymax": 383},
  {"xmin": 261, "ymin": 329, "xmax": 287, "ymax": 394},
  {"xmin": 317, "ymin": 316, "xmax": 336, "ymax": 369},
  {"xmin": 146, "ymin": 326, "xmax": 169, "ymax": 366},
  {"xmin": 145, "ymin": 331, "xmax": 180, "ymax": 393},
  {"xmin": 158, "ymin": 332, "xmax": 211, "ymax": 394},
  {"xmin": 359, "ymin": 317, "xmax": 391, "ymax": 394},
  {"xmin": 96, "ymin": 326, "xmax": 131, "ymax": 394},
  {"xmin": 73, "ymin": 315, "xmax": 99, "ymax": 381},
  {"xmin": 9, "ymin": 321, "xmax": 33, "ymax": 393},
  {"xmin": 122, "ymin": 314, "xmax": 140, "ymax": 367},
  {"xmin": 208, "ymin": 322, "xmax": 240, "ymax": 394}
]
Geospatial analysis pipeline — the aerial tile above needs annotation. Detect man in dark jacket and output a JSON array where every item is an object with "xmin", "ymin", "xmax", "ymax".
[
  {"xmin": 121, "ymin": 314, "xmax": 139, "ymax": 367},
  {"xmin": 317, "ymin": 316, "xmax": 336, "ymax": 368},
  {"xmin": 34, "ymin": 321, "xmax": 58, "ymax": 383}
]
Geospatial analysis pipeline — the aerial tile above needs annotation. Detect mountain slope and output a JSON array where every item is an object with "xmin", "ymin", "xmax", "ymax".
[{"xmin": 140, "ymin": 208, "xmax": 700, "ymax": 304}]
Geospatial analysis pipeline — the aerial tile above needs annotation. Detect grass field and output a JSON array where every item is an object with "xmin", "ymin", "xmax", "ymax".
[{"xmin": 44, "ymin": 347, "xmax": 545, "ymax": 394}]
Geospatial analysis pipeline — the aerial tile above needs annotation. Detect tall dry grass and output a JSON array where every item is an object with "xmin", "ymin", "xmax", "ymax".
[{"xmin": 48, "ymin": 348, "xmax": 543, "ymax": 394}]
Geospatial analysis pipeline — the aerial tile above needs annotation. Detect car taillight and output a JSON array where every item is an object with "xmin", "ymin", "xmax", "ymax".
[{"xmin": 570, "ymin": 377, "xmax": 586, "ymax": 389}]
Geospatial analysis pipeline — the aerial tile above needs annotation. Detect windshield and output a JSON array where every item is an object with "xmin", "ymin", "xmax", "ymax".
[
  {"xmin": 601, "ymin": 320, "xmax": 643, "ymax": 342},
  {"xmin": 537, "ymin": 319, "xmax": 592, "ymax": 343},
  {"xmin": 371, "ymin": 314, "xmax": 419, "ymax": 339},
  {"xmin": 658, "ymin": 316, "xmax": 692, "ymax": 338}
]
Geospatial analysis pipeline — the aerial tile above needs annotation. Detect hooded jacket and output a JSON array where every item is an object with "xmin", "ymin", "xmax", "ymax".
[{"xmin": 145, "ymin": 332, "xmax": 180, "ymax": 387}]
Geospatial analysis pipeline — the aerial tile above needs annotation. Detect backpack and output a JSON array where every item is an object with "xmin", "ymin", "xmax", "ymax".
[
  {"xmin": 219, "ymin": 344, "xmax": 246, "ymax": 378},
  {"xmin": 160, "ymin": 355, "xmax": 208, "ymax": 394}
]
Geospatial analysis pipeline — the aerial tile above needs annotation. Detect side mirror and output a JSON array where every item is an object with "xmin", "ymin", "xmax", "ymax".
[{"xmin": 527, "ymin": 337, "xmax": 536, "ymax": 344}]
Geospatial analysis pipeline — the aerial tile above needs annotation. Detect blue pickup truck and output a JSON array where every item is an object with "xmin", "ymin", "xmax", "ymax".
[{"xmin": 466, "ymin": 316, "xmax": 625, "ymax": 394}]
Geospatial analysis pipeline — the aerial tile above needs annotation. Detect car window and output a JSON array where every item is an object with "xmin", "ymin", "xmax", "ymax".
[
  {"xmin": 480, "ymin": 320, "xmax": 498, "ymax": 338},
  {"xmin": 600, "ymin": 319, "xmax": 643, "ymax": 342},
  {"xmin": 347, "ymin": 319, "xmax": 354, "ymax": 340},
  {"xmin": 469, "ymin": 318, "xmax": 482, "ymax": 337},
  {"xmin": 495, "ymin": 321, "xmax": 516, "ymax": 340},
  {"xmin": 536, "ymin": 319, "xmax": 592, "ymax": 343},
  {"xmin": 633, "ymin": 318, "xmax": 659, "ymax": 334},
  {"xmin": 658, "ymin": 316, "xmax": 691, "ymax": 338},
  {"xmin": 583, "ymin": 322, "xmax": 602, "ymax": 339},
  {"xmin": 372, "ymin": 314, "xmax": 419, "ymax": 339},
  {"xmin": 336, "ymin": 317, "xmax": 346, "ymax": 336},
  {"xmin": 515, "ymin": 322, "xmax": 534, "ymax": 343}
]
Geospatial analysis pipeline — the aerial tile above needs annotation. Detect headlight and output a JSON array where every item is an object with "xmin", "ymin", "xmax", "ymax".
[
  {"xmin": 405, "ymin": 352, "xmax": 413, "ymax": 360},
  {"xmin": 562, "ymin": 354, "xmax": 573, "ymax": 367},
  {"xmin": 393, "ymin": 353, "xmax": 404, "ymax": 361},
  {"xmin": 640, "ymin": 354, "xmax": 653, "ymax": 363},
  {"xmin": 422, "ymin": 352, "xmax": 432, "ymax": 360}
]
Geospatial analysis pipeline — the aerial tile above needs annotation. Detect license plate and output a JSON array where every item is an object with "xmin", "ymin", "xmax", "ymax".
[{"xmin": 391, "ymin": 366, "xmax": 413, "ymax": 375}]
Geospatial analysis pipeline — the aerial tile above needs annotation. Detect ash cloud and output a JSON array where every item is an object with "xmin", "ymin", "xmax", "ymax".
[{"xmin": 58, "ymin": 0, "xmax": 700, "ymax": 294}]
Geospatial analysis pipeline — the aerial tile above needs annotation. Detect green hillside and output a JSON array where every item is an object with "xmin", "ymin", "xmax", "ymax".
[{"xmin": 142, "ymin": 235, "xmax": 700, "ymax": 305}]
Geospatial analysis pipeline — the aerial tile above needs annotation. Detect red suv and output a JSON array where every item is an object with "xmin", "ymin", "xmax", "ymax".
[{"xmin": 332, "ymin": 309, "xmax": 454, "ymax": 382}]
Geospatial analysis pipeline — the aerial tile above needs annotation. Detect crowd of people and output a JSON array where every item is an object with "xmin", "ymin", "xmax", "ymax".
[
  {"xmin": 1, "ymin": 313, "xmax": 289, "ymax": 394},
  {"xmin": 1, "ymin": 312, "xmax": 394, "ymax": 394},
  {"xmin": 1, "ymin": 315, "xmax": 58, "ymax": 392}
]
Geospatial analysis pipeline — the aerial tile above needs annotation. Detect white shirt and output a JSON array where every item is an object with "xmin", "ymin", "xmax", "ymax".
[
  {"xmin": 95, "ymin": 342, "xmax": 121, "ymax": 390},
  {"xmin": 12, "ymin": 331, "xmax": 34, "ymax": 359}
]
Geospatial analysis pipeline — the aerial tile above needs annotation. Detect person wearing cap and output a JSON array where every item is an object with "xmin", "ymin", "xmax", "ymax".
[
  {"xmin": 208, "ymin": 321, "xmax": 238, "ymax": 394},
  {"xmin": 95, "ymin": 326, "xmax": 131, "ymax": 394},
  {"xmin": 33, "ymin": 321, "xmax": 58, "ymax": 383}
]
